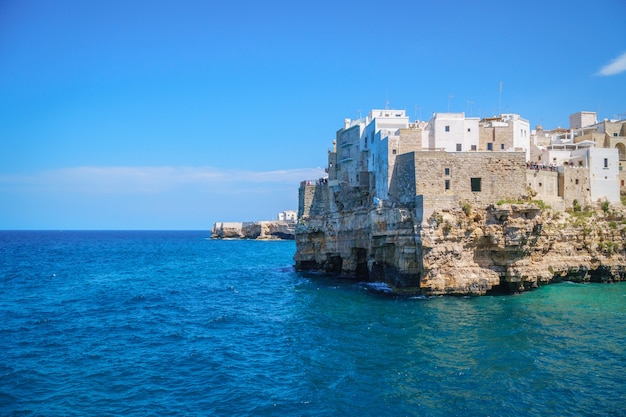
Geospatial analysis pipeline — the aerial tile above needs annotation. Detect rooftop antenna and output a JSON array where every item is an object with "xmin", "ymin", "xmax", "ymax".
[
  {"xmin": 448, "ymin": 94, "xmax": 454, "ymax": 112},
  {"xmin": 467, "ymin": 100, "xmax": 474, "ymax": 117},
  {"xmin": 498, "ymin": 81, "xmax": 503, "ymax": 115},
  {"xmin": 385, "ymin": 88, "xmax": 389, "ymax": 110},
  {"xmin": 414, "ymin": 105, "xmax": 422, "ymax": 121}
]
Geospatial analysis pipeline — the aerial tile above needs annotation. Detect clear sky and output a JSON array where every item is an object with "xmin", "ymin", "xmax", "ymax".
[{"xmin": 1, "ymin": 0, "xmax": 625, "ymax": 230}]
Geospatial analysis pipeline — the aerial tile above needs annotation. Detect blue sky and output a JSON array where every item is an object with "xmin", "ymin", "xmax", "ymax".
[{"xmin": 1, "ymin": 0, "xmax": 625, "ymax": 230}]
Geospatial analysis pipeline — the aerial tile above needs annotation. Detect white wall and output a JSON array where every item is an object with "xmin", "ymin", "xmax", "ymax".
[
  {"xmin": 587, "ymin": 147, "xmax": 620, "ymax": 202},
  {"xmin": 428, "ymin": 113, "xmax": 479, "ymax": 151},
  {"xmin": 510, "ymin": 115, "xmax": 531, "ymax": 160},
  {"xmin": 364, "ymin": 109, "xmax": 409, "ymax": 199}
]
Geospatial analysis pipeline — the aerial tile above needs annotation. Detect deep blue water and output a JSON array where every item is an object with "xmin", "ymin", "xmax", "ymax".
[{"xmin": 1, "ymin": 231, "xmax": 625, "ymax": 416}]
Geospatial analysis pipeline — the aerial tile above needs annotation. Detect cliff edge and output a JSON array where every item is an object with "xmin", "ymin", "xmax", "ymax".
[
  {"xmin": 295, "ymin": 197, "xmax": 626, "ymax": 295},
  {"xmin": 212, "ymin": 221, "xmax": 295, "ymax": 240}
]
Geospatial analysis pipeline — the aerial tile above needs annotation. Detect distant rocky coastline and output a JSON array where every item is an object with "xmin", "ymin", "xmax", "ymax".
[{"xmin": 211, "ymin": 220, "xmax": 295, "ymax": 240}]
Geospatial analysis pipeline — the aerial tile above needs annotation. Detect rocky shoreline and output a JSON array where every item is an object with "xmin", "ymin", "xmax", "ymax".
[
  {"xmin": 211, "ymin": 220, "xmax": 295, "ymax": 240},
  {"xmin": 294, "ymin": 200, "xmax": 626, "ymax": 295}
]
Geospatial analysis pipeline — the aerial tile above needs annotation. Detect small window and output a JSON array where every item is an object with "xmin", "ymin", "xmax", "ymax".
[
  {"xmin": 471, "ymin": 177, "xmax": 481, "ymax": 192},
  {"xmin": 621, "ymin": 180, "xmax": 624, "ymax": 186},
  {"xmin": 392, "ymin": 149, "xmax": 397, "ymax": 155},
  {"xmin": 575, "ymin": 179, "xmax": 579, "ymax": 185},
  {"xmin": 471, "ymin": 145, "xmax": 477, "ymax": 151},
  {"xmin": 444, "ymin": 167, "xmax": 450, "ymax": 176},
  {"xmin": 538, "ymin": 155, "xmax": 542, "ymax": 161},
  {"xmin": 487, "ymin": 143, "xmax": 493, "ymax": 151},
  {"xmin": 456, "ymin": 143, "xmax": 462, "ymax": 151},
  {"xmin": 501, "ymin": 144, "xmax": 505, "ymax": 150},
  {"xmin": 614, "ymin": 133, "xmax": 618, "ymax": 137},
  {"xmin": 445, "ymin": 125, "xmax": 450, "ymax": 132},
  {"xmin": 445, "ymin": 179, "xmax": 450, "ymax": 190},
  {"xmin": 539, "ymin": 182, "xmax": 542, "ymax": 187},
  {"xmin": 604, "ymin": 158, "xmax": 608, "ymax": 168},
  {"xmin": 467, "ymin": 128, "xmax": 471, "ymax": 132}
]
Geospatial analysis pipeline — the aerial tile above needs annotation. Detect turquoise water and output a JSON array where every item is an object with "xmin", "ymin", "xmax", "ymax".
[{"xmin": 1, "ymin": 231, "xmax": 624, "ymax": 416}]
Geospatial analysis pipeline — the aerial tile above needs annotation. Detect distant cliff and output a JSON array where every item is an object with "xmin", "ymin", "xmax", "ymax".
[
  {"xmin": 294, "ymin": 195, "xmax": 626, "ymax": 295},
  {"xmin": 211, "ymin": 221, "xmax": 295, "ymax": 240}
]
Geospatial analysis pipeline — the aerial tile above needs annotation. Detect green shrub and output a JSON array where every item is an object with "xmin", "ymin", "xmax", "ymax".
[{"xmin": 531, "ymin": 199, "xmax": 550, "ymax": 210}]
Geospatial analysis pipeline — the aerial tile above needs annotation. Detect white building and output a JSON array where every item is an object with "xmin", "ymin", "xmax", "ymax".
[
  {"xmin": 335, "ymin": 118, "xmax": 366, "ymax": 187},
  {"xmin": 425, "ymin": 112, "xmax": 479, "ymax": 152},
  {"xmin": 570, "ymin": 111, "xmax": 597, "ymax": 129},
  {"xmin": 482, "ymin": 114, "xmax": 531, "ymax": 160},
  {"xmin": 536, "ymin": 141, "xmax": 620, "ymax": 203},
  {"xmin": 278, "ymin": 210, "xmax": 297, "ymax": 222},
  {"xmin": 576, "ymin": 146, "xmax": 620, "ymax": 203},
  {"xmin": 363, "ymin": 110, "xmax": 411, "ymax": 200}
]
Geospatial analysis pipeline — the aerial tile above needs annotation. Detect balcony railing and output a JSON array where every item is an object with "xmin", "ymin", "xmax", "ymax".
[{"xmin": 300, "ymin": 178, "xmax": 329, "ymax": 187}]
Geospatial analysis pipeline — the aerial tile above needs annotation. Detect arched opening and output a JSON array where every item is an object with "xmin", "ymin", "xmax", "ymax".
[{"xmin": 616, "ymin": 143, "xmax": 626, "ymax": 160}]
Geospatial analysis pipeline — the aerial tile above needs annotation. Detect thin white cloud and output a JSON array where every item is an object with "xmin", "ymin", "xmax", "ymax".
[
  {"xmin": 597, "ymin": 51, "xmax": 626, "ymax": 76},
  {"xmin": 0, "ymin": 166, "xmax": 326, "ymax": 195}
]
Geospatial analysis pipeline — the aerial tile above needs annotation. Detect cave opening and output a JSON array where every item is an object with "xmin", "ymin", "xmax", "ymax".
[{"xmin": 354, "ymin": 248, "xmax": 369, "ymax": 279}]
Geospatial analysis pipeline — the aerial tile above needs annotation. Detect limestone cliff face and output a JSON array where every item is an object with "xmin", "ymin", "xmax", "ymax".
[
  {"xmin": 211, "ymin": 221, "xmax": 295, "ymax": 240},
  {"xmin": 295, "ymin": 200, "xmax": 626, "ymax": 295},
  {"xmin": 420, "ymin": 203, "xmax": 626, "ymax": 294},
  {"xmin": 294, "ymin": 205, "xmax": 420, "ymax": 288}
]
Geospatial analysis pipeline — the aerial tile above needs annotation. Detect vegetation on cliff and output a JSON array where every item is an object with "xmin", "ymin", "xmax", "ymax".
[{"xmin": 422, "ymin": 198, "xmax": 626, "ymax": 295}]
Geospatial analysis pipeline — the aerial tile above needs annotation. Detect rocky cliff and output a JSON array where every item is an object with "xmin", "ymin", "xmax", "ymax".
[
  {"xmin": 295, "ymin": 200, "xmax": 626, "ymax": 295},
  {"xmin": 211, "ymin": 221, "xmax": 295, "ymax": 240}
]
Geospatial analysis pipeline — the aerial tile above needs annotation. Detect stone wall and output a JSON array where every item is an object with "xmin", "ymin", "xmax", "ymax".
[
  {"xmin": 298, "ymin": 183, "xmax": 330, "ymax": 219},
  {"xmin": 525, "ymin": 169, "xmax": 566, "ymax": 211},
  {"xmin": 398, "ymin": 127, "xmax": 423, "ymax": 154},
  {"xmin": 388, "ymin": 152, "xmax": 416, "ymax": 204},
  {"xmin": 407, "ymin": 151, "xmax": 526, "ymax": 204},
  {"xmin": 561, "ymin": 167, "xmax": 592, "ymax": 208},
  {"xmin": 479, "ymin": 125, "xmax": 514, "ymax": 151}
]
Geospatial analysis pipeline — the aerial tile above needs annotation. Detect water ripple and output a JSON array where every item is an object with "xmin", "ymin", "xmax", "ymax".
[{"xmin": 0, "ymin": 231, "xmax": 624, "ymax": 416}]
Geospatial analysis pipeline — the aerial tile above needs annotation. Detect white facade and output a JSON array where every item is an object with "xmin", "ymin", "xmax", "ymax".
[
  {"xmin": 371, "ymin": 135, "xmax": 391, "ymax": 199},
  {"xmin": 538, "ymin": 141, "xmax": 620, "ymax": 203},
  {"xmin": 583, "ymin": 147, "xmax": 620, "ymax": 203},
  {"xmin": 569, "ymin": 111, "xmax": 597, "ymax": 129},
  {"xmin": 504, "ymin": 113, "xmax": 531, "ymax": 159},
  {"xmin": 426, "ymin": 113, "xmax": 479, "ymax": 152},
  {"xmin": 364, "ymin": 109, "xmax": 410, "ymax": 200},
  {"xmin": 278, "ymin": 210, "xmax": 297, "ymax": 222},
  {"xmin": 536, "ymin": 147, "xmax": 572, "ymax": 167},
  {"xmin": 335, "ymin": 118, "xmax": 366, "ymax": 187}
]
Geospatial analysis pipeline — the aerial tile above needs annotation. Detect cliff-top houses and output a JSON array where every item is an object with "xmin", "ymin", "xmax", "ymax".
[{"xmin": 300, "ymin": 109, "xmax": 626, "ymax": 222}]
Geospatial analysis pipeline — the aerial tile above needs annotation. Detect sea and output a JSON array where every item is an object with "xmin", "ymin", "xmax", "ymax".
[{"xmin": 1, "ymin": 230, "xmax": 625, "ymax": 417}]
